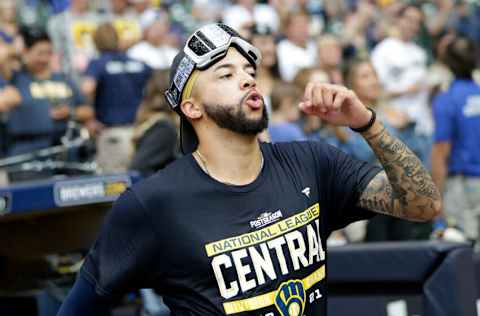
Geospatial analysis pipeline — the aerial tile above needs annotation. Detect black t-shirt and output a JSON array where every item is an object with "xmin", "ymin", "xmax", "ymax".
[{"xmin": 82, "ymin": 141, "xmax": 382, "ymax": 316}]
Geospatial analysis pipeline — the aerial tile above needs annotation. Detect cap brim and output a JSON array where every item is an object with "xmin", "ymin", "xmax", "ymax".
[{"xmin": 180, "ymin": 115, "xmax": 198, "ymax": 154}]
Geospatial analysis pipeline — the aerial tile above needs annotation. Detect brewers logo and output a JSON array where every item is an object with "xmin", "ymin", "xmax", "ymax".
[{"xmin": 274, "ymin": 280, "xmax": 306, "ymax": 316}]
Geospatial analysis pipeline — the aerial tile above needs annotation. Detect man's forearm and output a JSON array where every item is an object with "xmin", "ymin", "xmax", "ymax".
[{"xmin": 360, "ymin": 120, "xmax": 441, "ymax": 221}]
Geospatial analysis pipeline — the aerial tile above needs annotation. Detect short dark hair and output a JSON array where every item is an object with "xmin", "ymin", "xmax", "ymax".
[
  {"xmin": 442, "ymin": 36, "xmax": 477, "ymax": 79},
  {"xmin": 21, "ymin": 27, "xmax": 51, "ymax": 49}
]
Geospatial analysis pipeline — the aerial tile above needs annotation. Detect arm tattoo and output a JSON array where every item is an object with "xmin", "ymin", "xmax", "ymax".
[{"xmin": 358, "ymin": 123, "xmax": 441, "ymax": 221}]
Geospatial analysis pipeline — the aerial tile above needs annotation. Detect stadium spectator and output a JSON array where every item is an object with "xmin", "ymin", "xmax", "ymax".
[
  {"xmin": 0, "ymin": 40, "xmax": 21, "ymax": 157},
  {"xmin": 16, "ymin": 0, "xmax": 55, "ymax": 32},
  {"xmin": 316, "ymin": 34, "xmax": 344, "ymax": 85},
  {"xmin": 341, "ymin": 59, "xmax": 407, "ymax": 163},
  {"xmin": 371, "ymin": 3, "xmax": 433, "ymax": 164},
  {"xmin": 130, "ymin": 69, "xmax": 179, "ymax": 176},
  {"xmin": 292, "ymin": 67, "xmax": 339, "ymax": 145},
  {"xmin": 424, "ymin": 0, "xmax": 455, "ymax": 38},
  {"xmin": 268, "ymin": 81, "xmax": 306, "ymax": 143},
  {"xmin": 431, "ymin": 35, "xmax": 480, "ymax": 243},
  {"xmin": 127, "ymin": 11, "xmax": 178, "ymax": 70},
  {"xmin": 340, "ymin": 0, "xmax": 379, "ymax": 57},
  {"xmin": 131, "ymin": 0, "xmax": 151, "ymax": 14},
  {"xmin": 131, "ymin": 0, "xmax": 156, "ymax": 28},
  {"xmin": 47, "ymin": 0, "xmax": 105, "ymax": 83},
  {"xmin": 82, "ymin": 23, "xmax": 151, "ymax": 173},
  {"xmin": 7, "ymin": 28, "xmax": 91, "ymax": 157},
  {"xmin": 277, "ymin": 10, "xmax": 316, "ymax": 81},
  {"xmin": 0, "ymin": 0, "xmax": 22, "ymax": 54},
  {"xmin": 248, "ymin": 24, "xmax": 280, "ymax": 114},
  {"xmin": 107, "ymin": 0, "xmax": 142, "ymax": 50},
  {"xmin": 190, "ymin": 0, "xmax": 225, "ymax": 27}
]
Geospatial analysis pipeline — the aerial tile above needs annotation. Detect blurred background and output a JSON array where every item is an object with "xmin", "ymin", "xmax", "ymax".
[{"xmin": 0, "ymin": 0, "xmax": 479, "ymax": 315}]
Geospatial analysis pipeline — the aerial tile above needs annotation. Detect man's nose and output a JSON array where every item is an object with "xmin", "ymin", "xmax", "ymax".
[{"xmin": 240, "ymin": 73, "xmax": 256, "ymax": 90}]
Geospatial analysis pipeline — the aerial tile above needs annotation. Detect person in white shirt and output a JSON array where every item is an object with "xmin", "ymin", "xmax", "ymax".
[
  {"xmin": 371, "ymin": 4, "xmax": 432, "ymax": 138},
  {"xmin": 277, "ymin": 10, "xmax": 317, "ymax": 82},
  {"xmin": 127, "ymin": 13, "xmax": 178, "ymax": 70}
]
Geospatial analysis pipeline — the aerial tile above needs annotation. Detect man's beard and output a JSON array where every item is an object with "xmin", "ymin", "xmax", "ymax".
[{"xmin": 203, "ymin": 93, "xmax": 269, "ymax": 135}]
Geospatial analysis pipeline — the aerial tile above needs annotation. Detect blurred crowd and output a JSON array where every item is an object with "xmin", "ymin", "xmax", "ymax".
[{"xmin": 0, "ymin": 0, "xmax": 479, "ymax": 243}]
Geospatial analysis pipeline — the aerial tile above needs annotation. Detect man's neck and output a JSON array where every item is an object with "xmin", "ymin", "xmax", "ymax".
[{"xmin": 195, "ymin": 128, "xmax": 263, "ymax": 186}]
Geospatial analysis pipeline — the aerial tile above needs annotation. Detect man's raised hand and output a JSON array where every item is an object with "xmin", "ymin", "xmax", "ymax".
[{"xmin": 298, "ymin": 83, "xmax": 372, "ymax": 129}]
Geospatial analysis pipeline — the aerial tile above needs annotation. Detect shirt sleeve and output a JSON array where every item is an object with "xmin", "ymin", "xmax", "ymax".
[
  {"xmin": 84, "ymin": 59, "xmax": 103, "ymax": 81},
  {"xmin": 432, "ymin": 92, "xmax": 454, "ymax": 143},
  {"xmin": 68, "ymin": 78, "xmax": 87, "ymax": 106},
  {"xmin": 80, "ymin": 189, "xmax": 161, "ymax": 297},
  {"xmin": 309, "ymin": 141, "xmax": 382, "ymax": 234},
  {"xmin": 57, "ymin": 274, "xmax": 113, "ymax": 316}
]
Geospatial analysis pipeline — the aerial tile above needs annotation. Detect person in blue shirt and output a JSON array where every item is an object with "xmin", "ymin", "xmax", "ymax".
[
  {"xmin": 6, "ymin": 28, "xmax": 92, "ymax": 157},
  {"xmin": 82, "ymin": 22, "xmax": 152, "ymax": 129},
  {"xmin": 82, "ymin": 22, "xmax": 152, "ymax": 173},
  {"xmin": 267, "ymin": 81, "xmax": 306, "ymax": 143},
  {"xmin": 431, "ymin": 35, "xmax": 480, "ymax": 243}
]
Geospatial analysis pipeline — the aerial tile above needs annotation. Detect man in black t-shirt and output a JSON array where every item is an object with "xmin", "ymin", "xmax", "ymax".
[{"xmin": 58, "ymin": 24, "xmax": 441, "ymax": 316}]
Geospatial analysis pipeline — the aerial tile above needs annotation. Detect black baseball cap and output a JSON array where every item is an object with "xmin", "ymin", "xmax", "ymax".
[{"xmin": 167, "ymin": 51, "xmax": 198, "ymax": 155}]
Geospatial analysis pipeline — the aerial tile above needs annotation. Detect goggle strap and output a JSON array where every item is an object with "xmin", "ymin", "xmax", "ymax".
[{"xmin": 166, "ymin": 55, "xmax": 195, "ymax": 109}]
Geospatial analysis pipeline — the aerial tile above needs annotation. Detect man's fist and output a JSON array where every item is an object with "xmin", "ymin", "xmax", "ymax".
[{"xmin": 298, "ymin": 83, "xmax": 372, "ymax": 129}]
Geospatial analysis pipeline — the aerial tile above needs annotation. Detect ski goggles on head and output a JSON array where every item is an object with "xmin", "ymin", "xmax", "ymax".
[
  {"xmin": 164, "ymin": 23, "xmax": 262, "ymax": 110},
  {"xmin": 185, "ymin": 23, "xmax": 262, "ymax": 69}
]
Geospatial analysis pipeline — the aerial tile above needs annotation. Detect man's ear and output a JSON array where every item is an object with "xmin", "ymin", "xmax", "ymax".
[{"xmin": 180, "ymin": 98, "xmax": 202, "ymax": 120}]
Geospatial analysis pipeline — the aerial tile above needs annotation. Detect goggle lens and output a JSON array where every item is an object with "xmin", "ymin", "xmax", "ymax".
[{"xmin": 187, "ymin": 35, "xmax": 211, "ymax": 56}]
